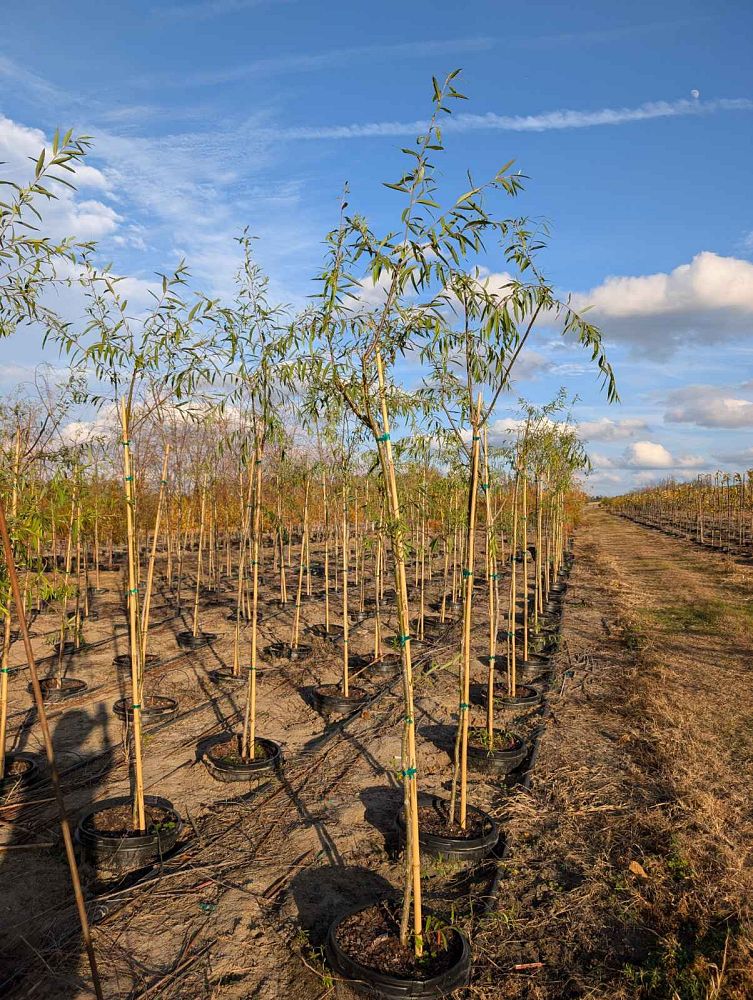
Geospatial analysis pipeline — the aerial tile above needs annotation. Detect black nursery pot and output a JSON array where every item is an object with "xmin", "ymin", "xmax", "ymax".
[
  {"xmin": 113, "ymin": 695, "xmax": 178, "ymax": 727},
  {"xmin": 176, "ymin": 630, "xmax": 217, "ymax": 650},
  {"xmin": 32, "ymin": 676, "xmax": 88, "ymax": 703},
  {"xmin": 53, "ymin": 640, "xmax": 78, "ymax": 657},
  {"xmin": 307, "ymin": 623, "xmax": 345, "ymax": 642},
  {"xmin": 313, "ymin": 683, "xmax": 368, "ymax": 720},
  {"xmin": 516, "ymin": 656, "xmax": 550, "ymax": 681},
  {"xmin": 288, "ymin": 643, "xmax": 312, "ymax": 662},
  {"xmin": 0, "ymin": 753, "xmax": 41, "ymax": 796},
  {"xmin": 467, "ymin": 730, "xmax": 528, "ymax": 776},
  {"xmin": 76, "ymin": 794, "xmax": 182, "ymax": 875},
  {"xmin": 113, "ymin": 653, "xmax": 161, "ymax": 671},
  {"xmin": 209, "ymin": 666, "xmax": 264, "ymax": 687},
  {"xmin": 264, "ymin": 641, "xmax": 313, "ymax": 662},
  {"xmin": 325, "ymin": 902, "xmax": 471, "ymax": 1000},
  {"xmin": 367, "ymin": 653, "xmax": 401, "ymax": 678},
  {"xmin": 396, "ymin": 795, "xmax": 499, "ymax": 865},
  {"xmin": 497, "ymin": 685, "xmax": 543, "ymax": 710},
  {"xmin": 198, "ymin": 733, "xmax": 282, "ymax": 785}
]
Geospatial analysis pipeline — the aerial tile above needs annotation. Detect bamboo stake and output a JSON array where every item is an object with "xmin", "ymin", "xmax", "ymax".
[
  {"xmin": 0, "ymin": 496, "xmax": 104, "ymax": 1000},
  {"xmin": 0, "ymin": 427, "xmax": 22, "ymax": 780},
  {"xmin": 242, "ymin": 441, "xmax": 264, "ymax": 759},
  {"xmin": 374, "ymin": 349, "xmax": 422, "ymax": 955},
  {"xmin": 119, "ymin": 401, "xmax": 146, "ymax": 833},
  {"xmin": 191, "ymin": 482, "xmax": 207, "ymax": 639},
  {"xmin": 341, "ymin": 472, "xmax": 350, "ymax": 698},
  {"xmin": 140, "ymin": 446, "xmax": 170, "ymax": 671}
]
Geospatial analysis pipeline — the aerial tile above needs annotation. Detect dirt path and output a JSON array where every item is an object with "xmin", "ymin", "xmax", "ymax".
[{"xmin": 476, "ymin": 505, "xmax": 753, "ymax": 999}]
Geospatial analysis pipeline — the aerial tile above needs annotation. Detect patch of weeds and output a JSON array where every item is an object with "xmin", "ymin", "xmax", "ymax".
[
  {"xmin": 650, "ymin": 601, "xmax": 725, "ymax": 634},
  {"xmin": 292, "ymin": 927, "xmax": 334, "ymax": 989},
  {"xmin": 618, "ymin": 616, "xmax": 648, "ymax": 652},
  {"xmin": 621, "ymin": 921, "xmax": 732, "ymax": 999},
  {"xmin": 666, "ymin": 839, "xmax": 695, "ymax": 882}
]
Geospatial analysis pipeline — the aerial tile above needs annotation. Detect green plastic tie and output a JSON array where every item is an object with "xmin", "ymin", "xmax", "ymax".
[
  {"xmin": 129, "ymin": 587, "xmax": 138, "ymax": 595},
  {"xmin": 489, "ymin": 573, "xmax": 499, "ymax": 580},
  {"xmin": 132, "ymin": 703, "xmax": 141, "ymax": 710},
  {"xmin": 488, "ymin": 654, "xmax": 496, "ymax": 661},
  {"xmin": 480, "ymin": 482, "xmax": 489, "ymax": 491},
  {"xmin": 161, "ymin": 480, "xmax": 168, "ymax": 485},
  {"xmin": 462, "ymin": 568, "xmax": 473, "ymax": 578},
  {"xmin": 459, "ymin": 702, "xmax": 469, "ymax": 711},
  {"xmin": 472, "ymin": 434, "xmax": 480, "ymax": 441},
  {"xmin": 125, "ymin": 475, "xmax": 134, "ymax": 482},
  {"xmin": 397, "ymin": 633, "xmax": 410, "ymax": 647},
  {"xmin": 401, "ymin": 766, "xmax": 417, "ymax": 779},
  {"xmin": 121, "ymin": 440, "xmax": 131, "ymax": 447},
  {"xmin": 0, "ymin": 668, "xmax": 10, "ymax": 674},
  {"xmin": 377, "ymin": 432, "xmax": 390, "ymax": 443},
  {"xmin": 403, "ymin": 716, "xmax": 413, "ymax": 724}
]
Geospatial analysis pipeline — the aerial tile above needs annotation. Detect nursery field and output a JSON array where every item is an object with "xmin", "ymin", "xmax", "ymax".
[
  {"xmin": 0, "ymin": 504, "xmax": 751, "ymax": 999},
  {"xmin": 2, "ymin": 72, "xmax": 750, "ymax": 1000}
]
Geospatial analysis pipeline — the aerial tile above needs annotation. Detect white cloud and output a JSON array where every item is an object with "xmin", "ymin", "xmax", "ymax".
[
  {"xmin": 247, "ymin": 97, "xmax": 753, "ymax": 142},
  {"xmin": 591, "ymin": 440, "xmax": 705, "ymax": 471},
  {"xmin": 0, "ymin": 115, "xmax": 116, "ymax": 243},
  {"xmin": 577, "ymin": 417, "xmax": 649, "ymax": 441},
  {"xmin": 571, "ymin": 252, "xmax": 753, "ymax": 355},
  {"xmin": 621, "ymin": 440, "xmax": 705, "ymax": 469},
  {"xmin": 664, "ymin": 384, "xmax": 753, "ymax": 427}
]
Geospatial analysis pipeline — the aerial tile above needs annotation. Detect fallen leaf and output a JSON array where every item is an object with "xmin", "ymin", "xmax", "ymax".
[{"xmin": 628, "ymin": 860, "xmax": 649, "ymax": 879}]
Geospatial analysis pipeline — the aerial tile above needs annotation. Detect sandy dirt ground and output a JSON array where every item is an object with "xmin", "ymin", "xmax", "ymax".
[{"xmin": 1, "ymin": 505, "xmax": 751, "ymax": 998}]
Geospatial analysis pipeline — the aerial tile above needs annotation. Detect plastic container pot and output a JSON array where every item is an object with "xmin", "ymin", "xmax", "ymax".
[
  {"xmin": 176, "ymin": 631, "xmax": 217, "ymax": 650},
  {"xmin": 325, "ymin": 902, "xmax": 471, "ymax": 999},
  {"xmin": 76, "ymin": 794, "xmax": 182, "ymax": 875},
  {"xmin": 32, "ymin": 677, "xmax": 88, "ymax": 703},
  {"xmin": 198, "ymin": 733, "xmax": 282, "ymax": 785},
  {"xmin": 496, "ymin": 685, "xmax": 543, "ymax": 710},
  {"xmin": 313, "ymin": 684, "xmax": 368, "ymax": 720},
  {"xmin": 467, "ymin": 731, "xmax": 528, "ymax": 775},
  {"xmin": 113, "ymin": 695, "xmax": 178, "ymax": 727},
  {"xmin": 0, "ymin": 753, "xmax": 41, "ymax": 796},
  {"xmin": 396, "ymin": 795, "xmax": 499, "ymax": 865}
]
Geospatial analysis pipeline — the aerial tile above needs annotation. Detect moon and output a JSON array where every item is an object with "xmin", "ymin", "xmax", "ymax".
[{"xmin": 691, "ymin": 89, "xmax": 700, "ymax": 99}]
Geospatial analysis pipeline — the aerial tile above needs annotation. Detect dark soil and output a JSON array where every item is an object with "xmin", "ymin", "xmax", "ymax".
[
  {"xmin": 316, "ymin": 683, "xmax": 367, "ymax": 701},
  {"xmin": 208, "ymin": 736, "xmax": 272, "ymax": 766},
  {"xmin": 468, "ymin": 728, "xmax": 521, "ymax": 753},
  {"xmin": 417, "ymin": 802, "xmax": 485, "ymax": 839},
  {"xmin": 499, "ymin": 685, "xmax": 536, "ymax": 700},
  {"xmin": 82, "ymin": 803, "xmax": 175, "ymax": 839},
  {"xmin": 1, "ymin": 759, "xmax": 32, "ymax": 779},
  {"xmin": 335, "ymin": 902, "xmax": 461, "ymax": 979}
]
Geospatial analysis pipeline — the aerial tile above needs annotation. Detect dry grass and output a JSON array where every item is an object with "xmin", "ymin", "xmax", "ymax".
[{"xmin": 471, "ymin": 508, "xmax": 753, "ymax": 999}]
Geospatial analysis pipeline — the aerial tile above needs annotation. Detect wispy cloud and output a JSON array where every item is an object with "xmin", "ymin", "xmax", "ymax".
[
  {"xmin": 0, "ymin": 54, "xmax": 70, "ymax": 103},
  {"xmin": 147, "ymin": 37, "xmax": 494, "ymax": 88},
  {"xmin": 250, "ymin": 96, "xmax": 753, "ymax": 141},
  {"xmin": 152, "ymin": 0, "xmax": 291, "ymax": 21}
]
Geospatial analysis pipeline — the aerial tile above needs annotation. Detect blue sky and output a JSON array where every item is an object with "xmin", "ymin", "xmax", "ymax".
[{"xmin": 2, "ymin": 0, "xmax": 753, "ymax": 493}]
